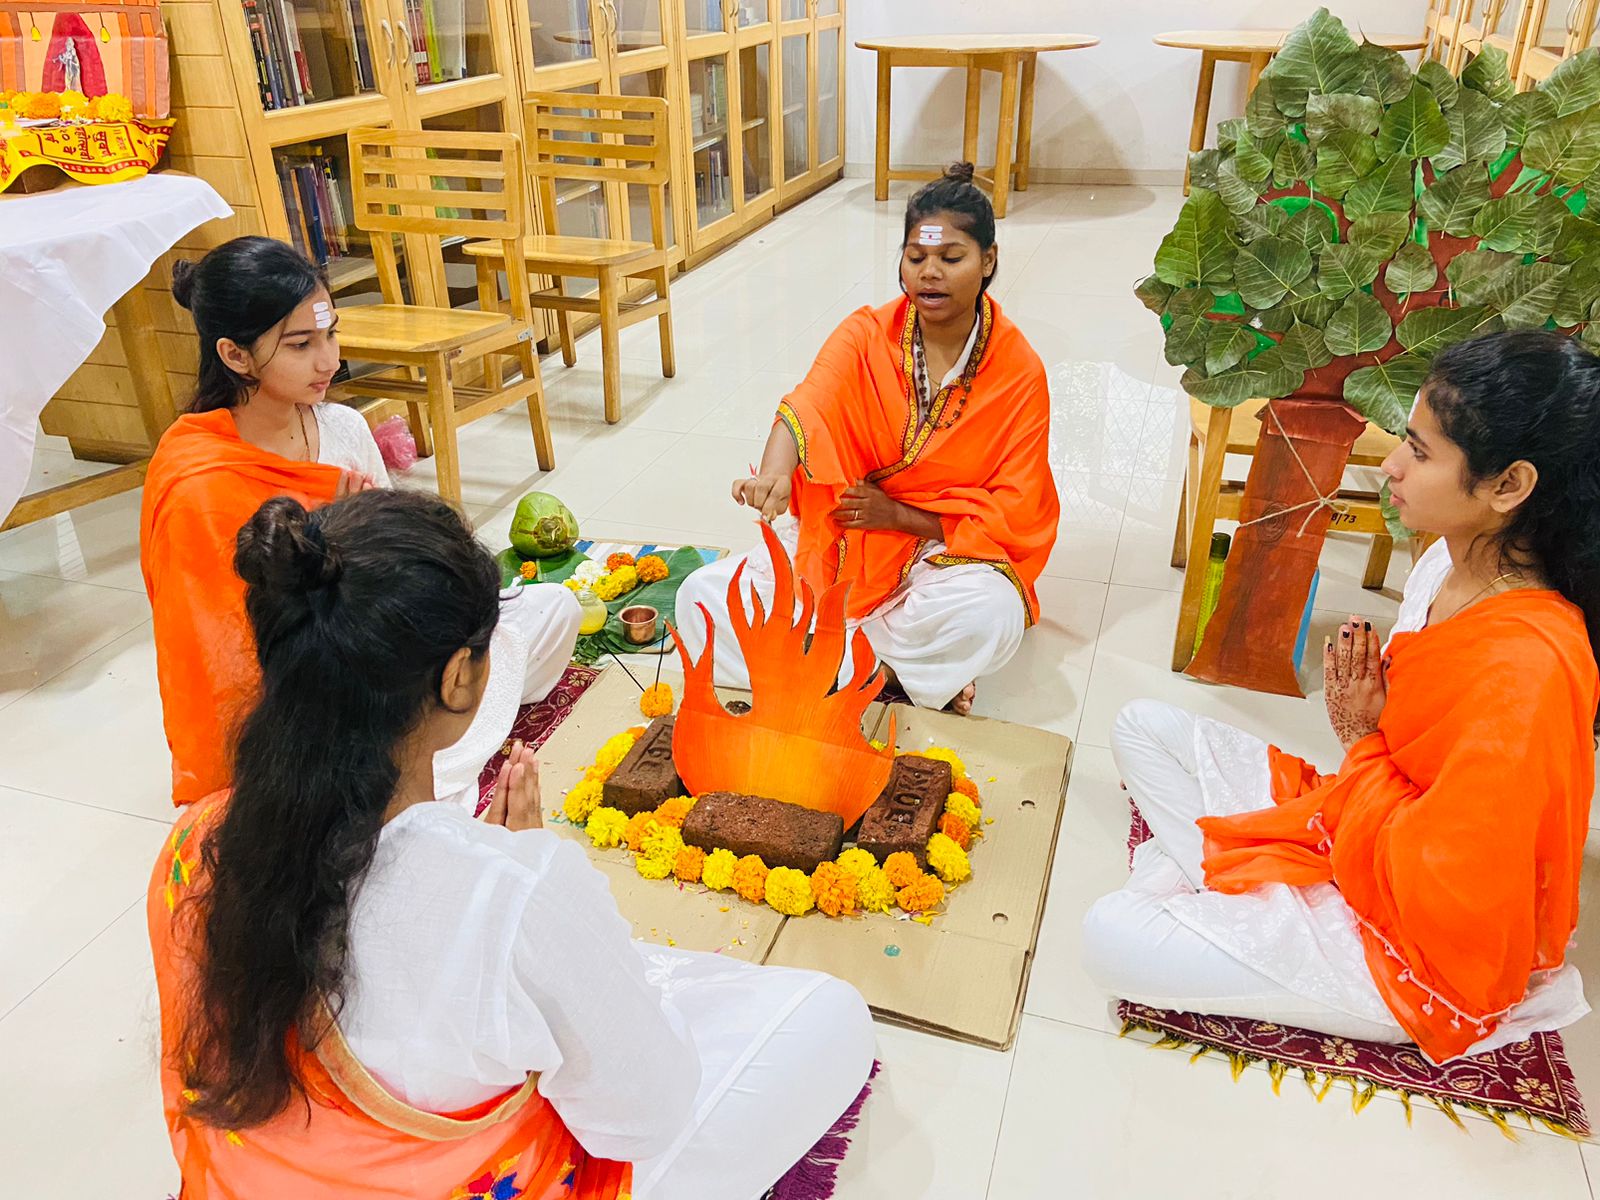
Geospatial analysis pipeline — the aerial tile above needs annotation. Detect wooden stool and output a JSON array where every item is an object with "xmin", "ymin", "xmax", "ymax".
[
  {"xmin": 1153, "ymin": 31, "xmax": 1426, "ymax": 193},
  {"xmin": 855, "ymin": 34, "xmax": 1098, "ymax": 218},
  {"xmin": 1171, "ymin": 397, "xmax": 1401, "ymax": 672}
]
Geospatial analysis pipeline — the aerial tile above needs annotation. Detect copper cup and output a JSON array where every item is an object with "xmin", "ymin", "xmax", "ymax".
[{"xmin": 620, "ymin": 604, "xmax": 659, "ymax": 645}]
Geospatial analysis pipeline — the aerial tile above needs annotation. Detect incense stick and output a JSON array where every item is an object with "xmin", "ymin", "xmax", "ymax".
[{"xmin": 608, "ymin": 651, "xmax": 646, "ymax": 693}]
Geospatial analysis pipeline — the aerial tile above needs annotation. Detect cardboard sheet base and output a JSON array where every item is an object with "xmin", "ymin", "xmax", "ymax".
[{"xmin": 536, "ymin": 668, "xmax": 1073, "ymax": 1049}]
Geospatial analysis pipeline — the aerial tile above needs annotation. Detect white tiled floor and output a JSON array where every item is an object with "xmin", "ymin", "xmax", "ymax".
[{"xmin": 4, "ymin": 177, "xmax": 1599, "ymax": 1197}]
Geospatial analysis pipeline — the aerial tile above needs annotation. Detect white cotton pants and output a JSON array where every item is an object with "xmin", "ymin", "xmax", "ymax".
[
  {"xmin": 674, "ymin": 519, "xmax": 1026, "ymax": 710},
  {"xmin": 1080, "ymin": 699, "xmax": 1410, "ymax": 1043},
  {"xmin": 433, "ymin": 582, "xmax": 583, "ymax": 809},
  {"xmin": 631, "ymin": 952, "xmax": 877, "ymax": 1200}
]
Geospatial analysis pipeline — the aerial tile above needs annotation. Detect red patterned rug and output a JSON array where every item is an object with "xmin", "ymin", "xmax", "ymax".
[
  {"xmin": 473, "ymin": 665, "xmax": 600, "ymax": 817},
  {"xmin": 1120, "ymin": 804, "xmax": 1589, "ymax": 1138}
]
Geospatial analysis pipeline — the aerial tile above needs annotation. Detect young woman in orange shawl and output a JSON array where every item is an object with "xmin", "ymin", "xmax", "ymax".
[
  {"xmin": 140, "ymin": 237, "xmax": 580, "ymax": 807},
  {"xmin": 149, "ymin": 488, "xmax": 874, "ymax": 1199},
  {"xmin": 675, "ymin": 164, "xmax": 1059, "ymax": 715},
  {"xmin": 1083, "ymin": 331, "xmax": 1600, "ymax": 1064}
]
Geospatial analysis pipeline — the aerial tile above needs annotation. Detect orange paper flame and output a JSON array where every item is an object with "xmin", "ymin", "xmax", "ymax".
[{"xmin": 669, "ymin": 521, "xmax": 898, "ymax": 827}]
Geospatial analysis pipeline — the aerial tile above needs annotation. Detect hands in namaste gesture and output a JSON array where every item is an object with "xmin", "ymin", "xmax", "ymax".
[
  {"xmin": 1324, "ymin": 616, "xmax": 1388, "ymax": 752},
  {"xmin": 483, "ymin": 740, "xmax": 543, "ymax": 831}
]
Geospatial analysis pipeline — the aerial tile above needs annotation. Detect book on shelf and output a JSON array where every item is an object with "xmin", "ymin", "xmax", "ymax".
[
  {"xmin": 246, "ymin": 0, "xmax": 381, "ymax": 110},
  {"xmin": 277, "ymin": 147, "xmax": 354, "ymax": 269}
]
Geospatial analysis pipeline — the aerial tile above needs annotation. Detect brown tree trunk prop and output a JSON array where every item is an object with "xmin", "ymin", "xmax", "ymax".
[{"xmin": 1185, "ymin": 399, "xmax": 1367, "ymax": 697}]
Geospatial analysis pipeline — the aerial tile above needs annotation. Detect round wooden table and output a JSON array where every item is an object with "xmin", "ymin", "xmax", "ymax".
[
  {"xmin": 855, "ymin": 34, "xmax": 1099, "ymax": 218},
  {"xmin": 1153, "ymin": 30, "xmax": 1427, "ymax": 192}
]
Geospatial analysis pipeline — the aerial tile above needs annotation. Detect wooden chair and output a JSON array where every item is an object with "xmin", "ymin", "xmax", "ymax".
[
  {"xmin": 1515, "ymin": 0, "xmax": 1600, "ymax": 87},
  {"xmin": 330, "ymin": 128, "xmax": 552, "ymax": 506},
  {"xmin": 1170, "ymin": 398, "xmax": 1401, "ymax": 672},
  {"xmin": 463, "ymin": 91, "xmax": 674, "ymax": 426},
  {"xmin": 1426, "ymin": 0, "xmax": 1476, "ymax": 67}
]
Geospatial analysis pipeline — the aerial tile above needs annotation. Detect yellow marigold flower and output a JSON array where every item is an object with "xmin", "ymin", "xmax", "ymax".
[
  {"xmin": 925, "ymin": 832, "xmax": 971, "ymax": 885},
  {"xmin": 896, "ymin": 873, "xmax": 945, "ymax": 914},
  {"xmin": 810, "ymin": 862, "xmax": 858, "ymax": 917},
  {"xmin": 625, "ymin": 811, "xmax": 660, "ymax": 853},
  {"xmin": 701, "ymin": 847, "xmax": 738, "ymax": 891},
  {"xmin": 640, "ymin": 824, "xmax": 684, "ymax": 866},
  {"xmin": 653, "ymin": 796, "xmax": 695, "ymax": 828},
  {"xmin": 674, "ymin": 845, "xmax": 706, "ymax": 883},
  {"xmin": 636, "ymin": 554, "xmax": 669, "ymax": 584},
  {"xmin": 882, "ymin": 851, "xmax": 922, "ymax": 889},
  {"xmin": 636, "ymin": 852, "xmax": 674, "ymax": 880},
  {"xmin": 733, "ymin": 854, "xmax": 769, "ymax": 903},
  {"xmin": 640, "ymin": 682, "xmax": 674, "ymax": 719},
  {"xmin": 834, "ymin": 847, "xmax": 878, "ymax": 881},
  {"xmin": 562, "ymin": 779, "xmax": 605, "ymax": 825},
  {"xmin": 595, "ymin": 731, "xmax": 641, "ymax": 771},
  {"xmin": 606, "ymin": 551, "xmax": 636, "ymax": 572},
  {"xmin": 91, "ymin": 93, "xmax": 133, "ymax": 122},
  {"xmin": 0, "ymin": 90, "xmax": 15, "ymax": 106},
  {"xmin": 856, "ymin": 866, "xmax": 894, "ymax": 913},
  {"xmin": 59, "ymin": 89, "xmax": 89, "ymax": 114},
  {"xmin": 943, "ymin": 793, "xmax": 982, "ymax": 830},
  {"xmin": 585, "ymin": 806, "xmax": 628, "ymax": 849},
  {"xmin": 938, "ymin": 812, "xmax": 973, "ymax": 850},
  {"xmin": 23, "ymin": 92, "xmax": 62, "ymax": 119},
  {"xmin": 952, "ymin": 776, "xmax": 982, "ymax": 805},
  {"xmin": 917, "ymin": 746, "xmax": 966, "ymax": 781},
  {"xmin": 583, "ymin": 763, "xmax": 613, "ymax": 784},
  {"xmin": 765, "ymin": 867, "xmax": 816, "ymax": 916}
]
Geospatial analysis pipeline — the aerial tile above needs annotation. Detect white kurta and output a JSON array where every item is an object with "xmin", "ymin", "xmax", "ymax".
[
  {"xmin": 675, "ymin": 518, "xmax": 1026, "ymax": 710},
  {"xmin": 341, "ymin": 803, "xmax": 876, "ymax": 1199},
  {"xmin": 312, "ymin": 402, "xmax": 583, "ymax": 808},
  {"xmin": 1084, "ymin": 540, "xmax": 1589, "ymax": 1056}
]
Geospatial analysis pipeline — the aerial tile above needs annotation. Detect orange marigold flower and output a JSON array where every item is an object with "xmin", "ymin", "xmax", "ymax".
[
  {"xmin": 23, "ymin": 92, "xmax": 62, "ymax": 119},
  {"xmin": 640, "ymin": 682, "xmax": 674, "ymax": 719},
  {"xmin": 732, "ymin": 854, "xmax": 769, "ymax": 903},
  {"xmin": 519, "ymin": 561, "xmax": 538, "ymax": 581},
  {"xmin": 896, "ymin": 873, "xmax": 945, "ymax": 914},
  {"xmin": 653, "ymin": 796, "xmax": 694, "ymax": 828},
  {"xmin": 882, "ymin": 851, "xmax": 922, "ymax": 889},
  {"xmin": 636, "ymin": 554, "xmax": 669, "ymax": 584},
  {"xmin": 674, "ymin": 845, "xmax": 706, "ymax": 883},
  {"xmin": 938, "ymin": 812, "xmax": 973, "ymax": 850},
  {"xmin": 810, "ymin": 862, "xmax": 858, "ymax": 917},
  {"xmin": 627, "ymin": 725, "xmax": 647, "ymax": 738},
  {"xmin": 606, "ymin": 551, "xmax": 636, "ymax": 572},
  {"xmin": 624, "ymin": 812, "xmax": 660, "ymax": 853},
  {"xmin": 953, "ymin": 776, "xmax": 981, "ymax": 805},
  {"xmin": 583, "ymin": 763, "xmax": 614, "ymax": 783}
]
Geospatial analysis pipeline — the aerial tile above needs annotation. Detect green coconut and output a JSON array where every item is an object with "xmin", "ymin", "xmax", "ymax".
[{"xmin": 509, "ymin": 492, "xmax": 579, "ymax": 559}]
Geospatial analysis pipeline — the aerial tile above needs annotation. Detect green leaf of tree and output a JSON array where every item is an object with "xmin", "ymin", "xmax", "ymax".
[
  {"xmin": 1318, "ymin": 240, "xmax": 1384, "ymax": 299},
  {"xmin": 1350, "ymin": 211, "xmax": 1411, "ymax": 257},
  {"xmin": 1461, "ymin": 43, "xmax": 1515, "ymax": 102},
  {"xmin": 1471, "ymin": 260, "xmax": 1571, "ymax": 327},
  {"xmin": 1555, "ymin": 212, "xmax": 1600, "ymax": 261},
  {"xmin": 1432, "ymin": 89, "xmax": 1507, "ymax": 172},
  {"xmin": 1273, "ymin": 138, "xmax": 1317, "ymax": 187},
  {"xmin": 1501, "ymin": 90, "xmax": 1559, "ymax": 146},
  {"xmin": 1377, "ymin": 82, "xmax": 1451, "ymax": 160},
  {"xmin": 1277, "ymin": 321, "xmax": 1335, "ymax": 372},
  {"xmin": 1325, "ymin": 291, "xmax": 1395, "ymax": 356},
  {"xmin": 1580, "ymin": 320, "xmax": 1600, "ymax": 351},
  {"xmin": 1471, "ymin": 190, "xmax": 1543, "ymax": 251},
  {"xmin": 1238, "ymin": 203, "xmax": 1291, "ymax": 241},
  {"xmin": 1304, "ymin": 93, "xmax": 1383, "ymax": 144},
  {"xmin": 1356, "ymin": 41, "xmax": 1415, "ymax": 107},
  {"xmin": 1245, "ymin": 77, "xmax": 1288, "ymax": 138},
  {"xmin": 1134, "ymin": 273, "xmax": 1176, "ymax": 314},
  {"xmin": 1161, "ymin": 289, "xmax": 1216, "ymax": 365},
  {"xmin": 1446, "ymin": 247, "xmax": 1521, "ymax": 298},
  {"xmin": 1417, "ymin": 162, "xmax": 1491, "ymax": 235},
  {"xmin": 1523, "ymin": 107, "xmax": 1600, "ymax": 185},
  {"xmin": 1205, "ymin": 320, "xmax": 1263, "ymax": 374},
  {"xmin": 1385, "ymin": 241, "xmax": 1439, "ymax": 293},
  {"xmin": 1260, "ymin": 8, "xmax": 1364, "ymax": 110},
  {"xmin": 1396, "ymin": 305, "xmax": 1502, "ymax": 355},
  {"xmin": 1185, "ymin": 350, "xmax": 1304, "ymax": 407},
  {"xmin": 1282, "ymin": 202, "xmax": 1338, "ymax": 250},
  {"xmin": 1217, "ymin": 118, "xmax": 1249, "ymax": 154},
  {"xmin": 1540, "ymin": 47, "xmax": 1600, "ymax": 118},
  {"xmin": 1343, "ymin": 354, "xmax": 1431, "ymax": 434},
  {"xmin": 1314, "ymin": 129, "xmax": 1378, "ymax": 197},
  {"xmin": 1417, "ymin": 59, "xmax": 1460, "ymax": 111},
  {"xmin": 1155, "ymin": 190, "xmax": 1237, "ymax": 288},
  {"xmin": 1289, "ymin": 292, "xmax": 1344, "ymax": 327},
  {"xmin": 1344, "ymin": 154, "xmax": 1417, "ymax": 220},
  {"xmin": 1234, "ymin": 131, "xmax": 1276, "ymax": 183},
  {"xmin": 1216, "ymin": 159, "xmax": 1267, "ymax": 215},
  {"xmin": 1187, "ymin": 148, "xmax": 1222, "ymax": 190},
  {"xmin": 1232, "ymin": 235, "xmax": 1316, "ymax": 308},
  {"xmin": 1552, "ymin": 256, "xmax": 1600, "ymax": 325}
]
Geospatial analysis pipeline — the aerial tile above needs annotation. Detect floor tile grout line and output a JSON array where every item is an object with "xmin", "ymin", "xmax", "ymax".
[
  {"xmin": 0, "ymin": 780, "xmax": 176, "ymax": 826},
  {"xmin": 0, "ymin": 615, "xmax": 153, "ymax": 720},
  {"xmin": 979, "ymin": 1021, "xmax": 1024, "ymax": 1200},
  {"xmin": 0, "ymin": 894, "xmax": 144, "ymax": 1025},
  {"xmin": 0, "ymin": 563, "xmax": 150, "ymax": 596}
]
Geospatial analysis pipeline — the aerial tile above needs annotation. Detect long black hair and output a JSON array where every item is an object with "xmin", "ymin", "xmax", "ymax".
[
  {"xmin": 179, "ymin": 488, "xmax": 500, "ymax": 1128},
  {"xmin": 901, "ymin": 161, "xmax": 999, "ymax": 294},
  {"xmin": 172, "ymin": 236, "xmax": 327, "ymax": 413},
  {"xmin": 1424, "ymin": 330, "xmax": 1600, "ymax": 673}
]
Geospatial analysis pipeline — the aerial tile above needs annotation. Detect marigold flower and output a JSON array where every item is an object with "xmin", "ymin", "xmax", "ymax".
[
  {"xmin": 562, "ymin": 779, "xmax": 605, "ymax": 825},
  {"xmin": 943, "ymin": 793, "xmax": 981, "ymax": 831},
  {"xmin": 810, "ymin": 862, "xmax": 858, "ymax": 917},
  {"xmin": 519, "ymin": 561, "xmax": 538, "ymax": 581},
  {"xmin": 896, "ymin": 873, "xmax": 945, "ymax": 914},
  {"xmin": 636, "ymin": 852, "xmax": 673, "ymax": 880},
  {"xmin": 701, "ymin": 847, "xmax": 738, "ymax": 891},
  {"xmin": 584, "ymin": 807, "xmax": 628, "ymax": 849},
  {"xmin": 917, "ymin": 746, "xmax": 966, "ymax": 781},
  {"xmin": 925, "ymin": 832, "xmax": 971, "ymax": 885},
  {"xmin": 606, "ymin": 552, "xmax": 636, "ymax": 572},
  {"xmin": 834, "ymin": 847, "xmax": 878, "ymax": 881},
  {"xmin": 765, "ymin": 867, "xmax": 816, "ymax": 915},
  {"xmin": 636, "ymin": 554, "xmax": 669, "ymax": 584},
  {"xmin": 653, "ymin": 795, "xmax": 695, "ymax": 828},
  {"xmin": 882, "ymin": 851, "xmax": 922, "ymax": 889},
  {"xmin": 90, "ymin": 93, "xmax": 133, "ymax": 122},
  {"xmin": 674, "ymin": 845, "xmax": 706, "ymax": 883},
  {"xmin": 625, "ymin": 811, "xmax": 660, "ymax": 852},
  {"xmin": 640, "ymin": 824, "xmax": 684, "ymax": 866},
  {"xmin": 938, "ymin": 812, "xmax": 972, "ymax": 850},
  {"xmin": 952, "ymin": 776, "xmax": 982, "ymax": 804},
  {"xmin": 732, "ymin": 854, "xmax": 769, "ymax": 903},
  {"xmin": 23, "ymin": 92, "xmax": 61, "ymax": 119},
  {"xmin": 640, "ymin": 682, "xmax": 674, "ymax": 719},
  {"xmin": 857, "ymin": 866, "xmax": 895, "ymax": 913}
]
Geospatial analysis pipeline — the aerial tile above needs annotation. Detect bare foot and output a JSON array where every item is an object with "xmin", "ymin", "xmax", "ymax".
[{"xmin": 947, "ymin": 682, "xmax": 976, "ymax": 716}]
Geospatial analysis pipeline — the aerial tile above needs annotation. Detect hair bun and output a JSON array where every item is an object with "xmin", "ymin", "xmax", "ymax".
[
  {"xmin": 944, "ymin": 161, "xmax": 977, "ymax": 185},
  {"xmin": 235, "ymin": 496, "xmax": 343, "ymax": 597},
  {"xmin": 171, "ymin": 259, "xmax": 199, "ymax": 311}
]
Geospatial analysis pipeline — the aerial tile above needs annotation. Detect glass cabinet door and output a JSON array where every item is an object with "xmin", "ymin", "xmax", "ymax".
[
  {"xmin": 386, "ymin": 0, "xmax": 497, "ymax": 86},
  {"xmin": 735, "ymin": 0, "xmax": 769, "ymax": 26},
  {"xmin": 527, "ymin": 0, "xmax": 604, "ymax": 69},
  {"xmin": 616, "ymin": 66, "xmax": 677, "ymax": 252},
  {"xmin": 815, "ymin": 24, "xmax": 838, "ymax": 167},
  {"xmin": 610, "ymin": 0, "xmax": 665, "ymax": 53},
  {"xmin": 681, "ymin": 0, "xmax": 730, "ymax": 37},
  {"xmin": 779, "ymin": 0, "xmax": 804, "ymax": 19},
  {"xmin": 739, "ymin": 42, "xmax": 773, "ymax": 202},
  {"xmin": 240, "ymin": 0, "xmax": 383, "ymax": 110},
  {"xmin": 687, "ymin": 53, "xmax": 736, "ymax": 228},
  {"xmin": 780, "ymin": 31, "xmax": 809, "ymax": 184}
]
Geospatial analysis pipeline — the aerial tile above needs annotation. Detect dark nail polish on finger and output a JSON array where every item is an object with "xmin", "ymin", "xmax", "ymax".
[
  {"xmin": 1341, "ymin": 629, "xmax": 1350, "ymax": 639},
  {"xmin": 1364, "ymin": 621, "xmax": 1372, "ymax": 632}
]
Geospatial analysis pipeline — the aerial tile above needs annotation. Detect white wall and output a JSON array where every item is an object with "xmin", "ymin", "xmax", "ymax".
[{"xmin": 844, "ymin": 1, "xmax": 1430, "ymax": 183}]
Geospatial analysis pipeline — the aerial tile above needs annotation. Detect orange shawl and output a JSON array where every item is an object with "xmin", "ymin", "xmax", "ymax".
[
  {"xmin": 777, "ymin": 295, "xmax": 1058, "ymax": 623},
  {"xmin": 1199, "ymin": 592, "xmax": 1599, "ymax": 1062},
  {"xmin": 148, "ymin": 796, "xmax": 630, "ymax": 1200},
  {"xmin": 139, "ymin": 409, "xmax": 342, "ymax": 806}
]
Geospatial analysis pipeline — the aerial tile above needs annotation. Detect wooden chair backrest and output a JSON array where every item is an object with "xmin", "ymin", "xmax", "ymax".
[
  {"xmin": 347, "ymin": 127, "xmax": 531, "ymax": 320},
  {"xmin": 523, "ymin": 90, "xmax": 672, "ymax": 252},
  {"xmin": 1516, "ymin": 0, "xmax": 1600, "ymax": 86},
  {"xmin": 1481, "ymin": 0, "xmax": 1537, "ymax": 75}
]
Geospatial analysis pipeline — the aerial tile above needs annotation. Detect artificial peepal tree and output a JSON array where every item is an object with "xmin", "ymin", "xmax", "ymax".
[{"xmin": 1139, "ymin": 10, "xmax": 1600, "ymax": 694}]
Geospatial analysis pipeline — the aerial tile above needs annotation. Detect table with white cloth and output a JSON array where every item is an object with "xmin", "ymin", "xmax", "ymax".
[{"xmin": 0, "ymin": 173, "xmax": 231, "ymax": 531}]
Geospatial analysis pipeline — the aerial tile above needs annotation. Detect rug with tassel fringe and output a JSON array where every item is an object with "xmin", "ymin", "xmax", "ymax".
[{"xmin": 1120, "ymin": 804, "xmax": 1589, "ymax": 1138}]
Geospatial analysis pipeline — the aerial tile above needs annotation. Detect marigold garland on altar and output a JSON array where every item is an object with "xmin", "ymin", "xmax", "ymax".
[
  {"xmin": 764, "ymin": 867, "xmax": 816, "ymax": 916},
  {"xmin": 636, "ymin": 554, "xmax": 670, "ymax": 584},
  {"xmin": 733, "ymin": 855, "xmax": 770, "ymax": 903},
  {"xmin": 606, "ymin": 552, "xmax": 636, "ymax": 572}
]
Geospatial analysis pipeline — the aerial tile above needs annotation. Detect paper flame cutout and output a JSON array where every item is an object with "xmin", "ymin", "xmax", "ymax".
[{"xmin": 669, "ymin": 521, "xmax": 898, "ymax": 827}]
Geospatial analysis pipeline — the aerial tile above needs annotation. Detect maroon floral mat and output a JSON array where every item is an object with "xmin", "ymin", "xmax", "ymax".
[
  {"xmin": 473, "ymin": 665, "xmax": 600, "ymax": 817},
  {"xmin": 1120, "ymin": 803, "xmax": 1589, "ymax": 1138}
]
